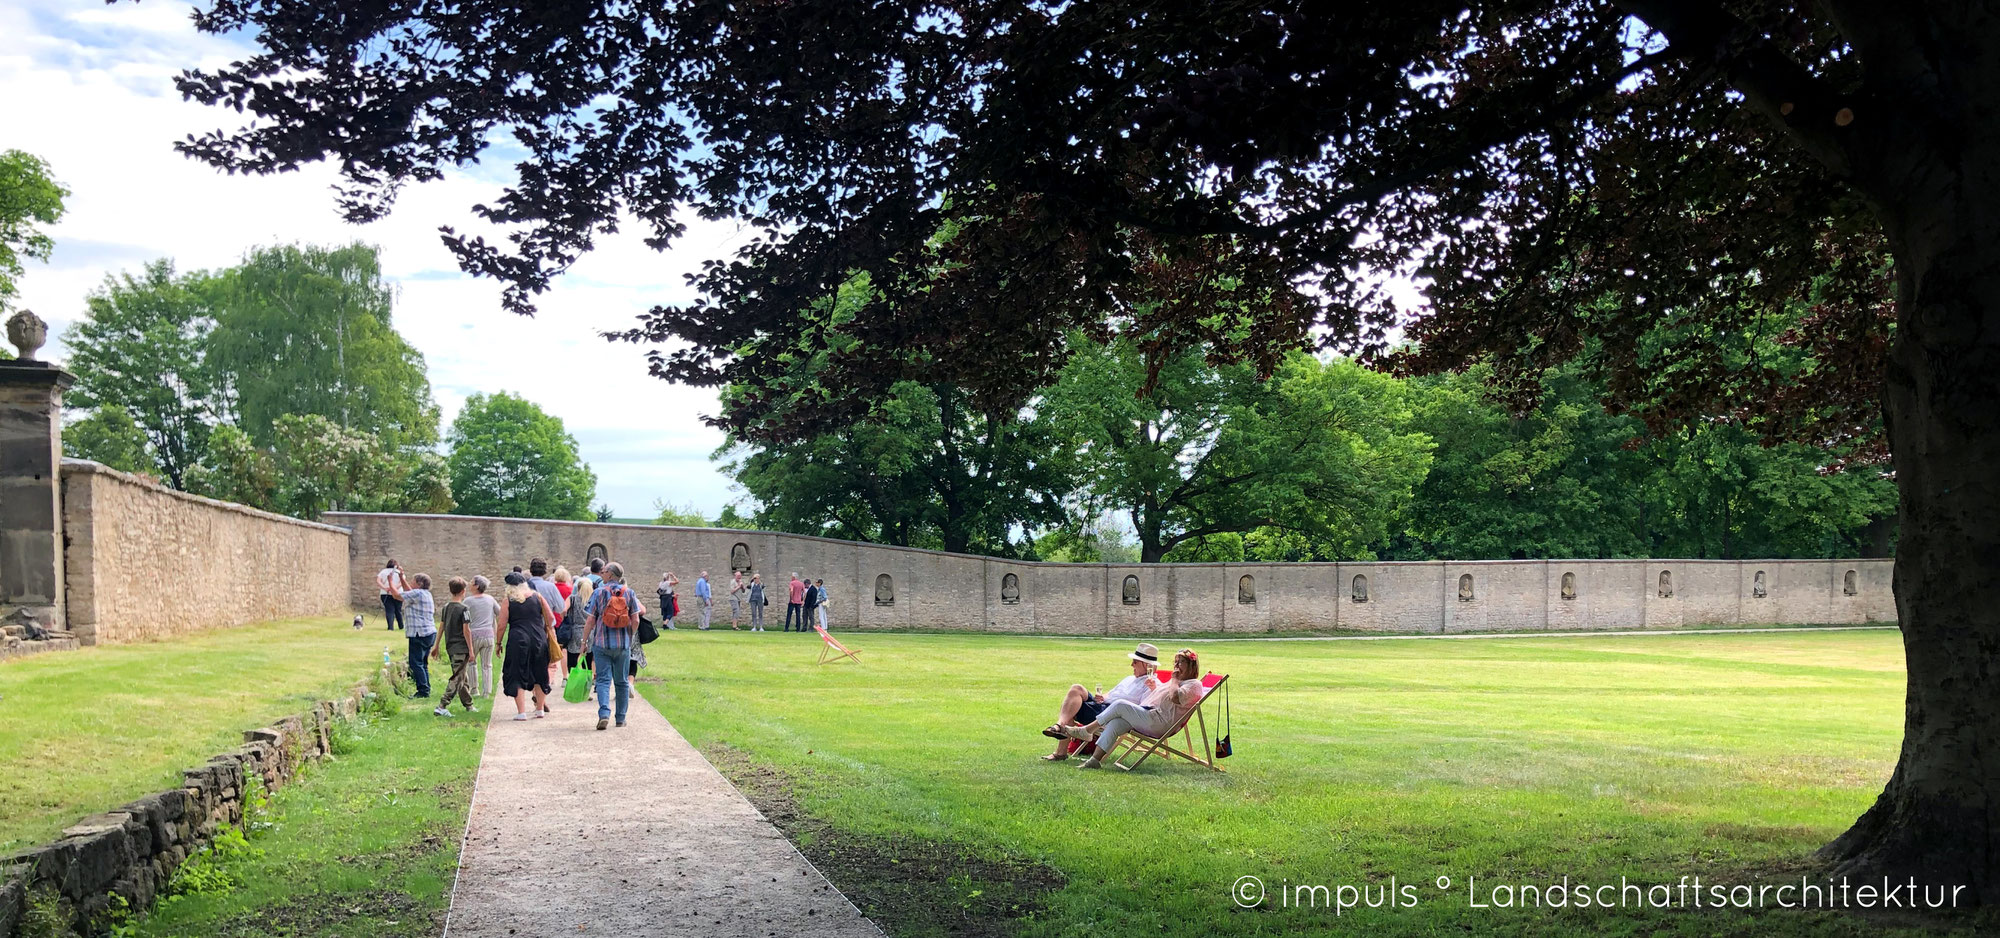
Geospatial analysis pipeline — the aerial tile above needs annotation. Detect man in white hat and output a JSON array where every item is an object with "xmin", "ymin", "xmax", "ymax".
[{"xmin": 1041, "ymin": 643, "xmax": 1163, "ymax": 762}]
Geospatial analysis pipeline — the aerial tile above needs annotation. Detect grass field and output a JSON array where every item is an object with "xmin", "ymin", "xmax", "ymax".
[
  {"xmin": 0, "ymin": 615, "xmax": 396, "ymax": 852},
  {"xmin": 129, "ymin": 688, "xmax": 487, "ymax": 938},
  {"xmin": 637, "ymin": 627, "xmax": 1985, "ymax": 937}
]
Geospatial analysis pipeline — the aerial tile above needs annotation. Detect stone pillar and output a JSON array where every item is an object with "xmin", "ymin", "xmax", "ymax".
[{"xmin": 1, "ymin": 310, "xmax": 75, "ymax": 637}]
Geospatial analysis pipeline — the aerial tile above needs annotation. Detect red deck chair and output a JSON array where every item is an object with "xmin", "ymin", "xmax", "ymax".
[
  {"xmin": 1105, "ymin": 672, "xmax": 1228, "ymax": 772},
  {"xmin": 814, "ymin": 624, "xmax": 861, "ymax": 665}
]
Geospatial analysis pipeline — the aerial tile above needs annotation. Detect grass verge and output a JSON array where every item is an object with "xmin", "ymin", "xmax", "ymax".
[
  {"xmin": 638, "ymin": 628, "xmax": 1990, "ymax": 937},
  {"xmin": 0, "ymin": 614, "xmax": 399, "ymax": 853},
  {"xmin": 125, "ymin": 684, "xmax": 488, "ymax": 938}
]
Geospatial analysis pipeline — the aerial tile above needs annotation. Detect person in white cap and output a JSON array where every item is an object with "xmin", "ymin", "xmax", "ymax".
[{"xmin": 1040, "ymin": 643, "xmax": 1164, "ymax": 762}]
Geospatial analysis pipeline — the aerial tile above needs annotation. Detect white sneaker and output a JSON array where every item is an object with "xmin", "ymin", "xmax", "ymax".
[
  {"xmin": 512, "ymin": 713, "xmax": 529, "ymax": 721},
  {"xmin": 433, "ymin": 706, "xmax": 450, "ymax": 717}
]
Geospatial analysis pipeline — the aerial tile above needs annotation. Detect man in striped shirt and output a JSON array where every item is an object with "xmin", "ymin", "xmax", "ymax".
[
  {"xmin": 583, "ymin": 562, "xmax": 646, "ymax": 731},
  {"xmin": 402, "ymin": 573, "xmax": 438, "ymax": 699}
]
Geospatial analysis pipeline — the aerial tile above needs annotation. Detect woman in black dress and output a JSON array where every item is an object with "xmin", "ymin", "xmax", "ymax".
[{"xmin": 497, "ymin": 572, "xmax": 555, "ymax": 720}]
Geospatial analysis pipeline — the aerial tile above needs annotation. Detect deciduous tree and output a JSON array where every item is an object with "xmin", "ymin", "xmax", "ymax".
[
  {"xmin": 61, "ymin": 261, "xmax": 221, "ymax": 489},
  {"xmin": 446, "ymin": 392, "xmax": 595, "ymax": 521},
  {"xmin": 0, "ymin": 150, "xmax": 66, "ymax": 310},
  {"xmin": 61, "ymin": 406, "xmax": 155, "ymax": 477},
  {"xmin": 209, "ymin": 242, "xmax": 438, "ymax": 447}
]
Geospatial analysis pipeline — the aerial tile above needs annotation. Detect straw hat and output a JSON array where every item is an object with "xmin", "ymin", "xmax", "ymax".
[{"xmin": 1129, "ymin": 643, "xmax": 1161, "ymax": 666}]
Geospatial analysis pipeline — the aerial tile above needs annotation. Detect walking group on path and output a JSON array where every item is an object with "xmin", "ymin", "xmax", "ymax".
[
  {"xmin": 374, "ymin": 558, "xmax": 841, "ymax": 728},
  {"xmin": 650, "ymin": 569, "xmax": 831, "ymax": 633}
]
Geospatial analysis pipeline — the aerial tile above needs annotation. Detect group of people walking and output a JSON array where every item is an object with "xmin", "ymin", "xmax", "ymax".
[
  {"xmin": 375, "ymin": 556, "xmax": 652, "ymax": 730},
  {"xmin": 650, "ymin": 570, "xmax": 832, "ymax": 633}
]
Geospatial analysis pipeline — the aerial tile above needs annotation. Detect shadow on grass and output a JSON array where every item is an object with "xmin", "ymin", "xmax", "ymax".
[{"xmin": 707, "ymin": 744, "xmax": 1066, "ymax": 938}]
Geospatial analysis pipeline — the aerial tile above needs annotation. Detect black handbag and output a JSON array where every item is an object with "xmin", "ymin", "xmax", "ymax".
[
  {"xmin": 637, "ymin": 613, "xmax": 660, "ymax": 645},
  {"xmin": 1213, "ymin": 679, "xmax": 1233, "ymax": 759}
]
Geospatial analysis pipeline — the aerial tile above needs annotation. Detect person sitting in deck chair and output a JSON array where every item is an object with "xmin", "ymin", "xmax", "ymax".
[
  {"xmin": 1039, "ymin": 643, "xmax": 1164, "ymax": 762},
  {"xmin": 1052, "ymin": 648, "xmax": 1206, "ymax": 770}
]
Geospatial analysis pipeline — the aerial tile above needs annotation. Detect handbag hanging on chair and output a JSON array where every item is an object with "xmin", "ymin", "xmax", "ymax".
[{"xmin": 1213, "ymin": 677, "xmax": 1233, "ymax": 759}]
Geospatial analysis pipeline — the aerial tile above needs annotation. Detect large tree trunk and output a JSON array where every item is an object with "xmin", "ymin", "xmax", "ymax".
[{"xmin": 1816, "ymin": 133, "xmax": 2000, "ymax": 904}]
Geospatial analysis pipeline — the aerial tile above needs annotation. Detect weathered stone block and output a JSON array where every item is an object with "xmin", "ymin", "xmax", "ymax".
[
  {"xmin": 0, "ymin": 865, "xmax": 24, "ymax": 938},
  {"xmin": 62, "ymin": 825, "xmax": 134, "ymax": 899}
]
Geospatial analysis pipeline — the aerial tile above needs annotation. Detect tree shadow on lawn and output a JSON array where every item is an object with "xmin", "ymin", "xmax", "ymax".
[{"xmin": 708, "ymin": 744, "xmax": 1066, "ymax": 938}]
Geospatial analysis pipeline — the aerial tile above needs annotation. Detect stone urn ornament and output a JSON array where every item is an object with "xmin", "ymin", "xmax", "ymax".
[{"xmin": 6, "ymin": 309, "xmax": 48, "ymax": 361}]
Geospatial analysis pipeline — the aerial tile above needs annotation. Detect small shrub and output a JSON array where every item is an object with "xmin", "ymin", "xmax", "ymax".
[
  {"xmin": 17, "ymin": 885, "xmax": 71, "ymax": 938},
  {"xmin": 327, "ymin": 717, "xmax": 360, "ymax": 755},
  {"xmin": 166, "ymin": 823, "xmax": 263, "ymax": 899},
  {"xmin": 94, "ymin": 893, "xmax": 140, "ymax": 938},
  {"xmin": 242, "ymin": 775, "xmax": 274, "ymax": 836}
]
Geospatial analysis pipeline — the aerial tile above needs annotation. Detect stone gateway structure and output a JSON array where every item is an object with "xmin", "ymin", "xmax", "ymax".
[{"xmin": 325, "ymin": 513, "xmax": 1896, "ymax": 635}]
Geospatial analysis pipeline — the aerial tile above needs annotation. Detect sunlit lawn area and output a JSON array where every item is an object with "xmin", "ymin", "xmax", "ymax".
[
  {"xmin": 0, "ymin": 614, "xmax": 391, "ymax": 852},
  {"xmin": 129, "ymin": 690, "xmax": 486, "ymax": 938},
  {"xmin": 639, "ymin": 627, "xmax": 1983, "ymax": 937}
]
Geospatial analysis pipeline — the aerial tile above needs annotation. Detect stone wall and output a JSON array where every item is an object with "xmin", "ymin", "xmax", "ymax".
[
  {"xmin": 0, "ymin": 661, "xmax": 403, "ymax": 938},
  {"xmin": 60, "ymin": 460, "xmax": 351, "ymax": 645},
  {"xmin": 326, "ymin": 512, "xmax": 1899, "ymax": 633}
]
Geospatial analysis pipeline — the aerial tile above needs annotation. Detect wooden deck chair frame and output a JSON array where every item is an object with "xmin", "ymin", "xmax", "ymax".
[
  {"xmin": 1108, "ymin": 674, "xmax": 1228, "ymax": 772},
  {"xmin": 814, "ymin": 625, "xmax": 861, "ymax": 665}
]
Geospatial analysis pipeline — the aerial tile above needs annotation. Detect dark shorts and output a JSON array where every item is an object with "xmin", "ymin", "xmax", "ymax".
[{"xmin": 1074, "ymin": 697, "xmax": 1110, "ymax": 723}]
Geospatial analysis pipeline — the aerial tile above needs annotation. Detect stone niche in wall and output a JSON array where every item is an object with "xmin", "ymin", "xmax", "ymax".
[{"xmin": 1000, "ymin": 573, "xmax": 1021, "ymax": 605}]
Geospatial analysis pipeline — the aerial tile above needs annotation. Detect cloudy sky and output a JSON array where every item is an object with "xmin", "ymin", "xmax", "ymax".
[{"xmin": 3, "ymin": 0, "xmax": 748, "ymax": 518}]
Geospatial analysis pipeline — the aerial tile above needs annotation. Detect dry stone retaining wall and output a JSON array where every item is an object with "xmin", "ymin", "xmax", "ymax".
[
  {"xmin": 0, "ymin": 661, "xmax": 403, "ymax": 937},
  {"xmin": 327, "ymin": 512, "xmax": 1898, "ymax": 634}
]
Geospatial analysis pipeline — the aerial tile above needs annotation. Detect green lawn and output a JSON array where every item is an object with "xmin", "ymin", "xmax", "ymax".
[
  {"xmin": 130, "ymin": 689, "xmax": 487, "ymax": 938},
  {"xmin": 639, "ymin": 628, "xmax": 1982, "ymax": 937},
  {"xmin": 0, "ymin": 614, "xmax": 395, "ymax": 852}
]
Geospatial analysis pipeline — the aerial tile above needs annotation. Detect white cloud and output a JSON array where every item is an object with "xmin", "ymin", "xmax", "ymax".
[{"xmin": 3, "ymin": 0, "xmax": 745, "ymax": 517}]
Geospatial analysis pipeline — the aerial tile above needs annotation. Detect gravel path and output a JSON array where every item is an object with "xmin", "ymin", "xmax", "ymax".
[{"xmin": 444, "ymin": 683, "xmax": 884, "ymax": 938}]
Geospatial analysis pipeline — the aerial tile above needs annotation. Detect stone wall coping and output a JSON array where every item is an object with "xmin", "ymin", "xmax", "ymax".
[
  {"xmin": 321, "ymin": 511, "xmax": 1891, "ymax": 570},
  {"xmin": 62, "ymin": 458, "xmax": 352, "ymax": 535}
]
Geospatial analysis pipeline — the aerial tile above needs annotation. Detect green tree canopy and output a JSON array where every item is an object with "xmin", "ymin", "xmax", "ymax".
[
  {"xmin": 0, "ymin": 150, "xmax": 67, "ymax": 310},
  {"xmin": 208, "ymin": 242, "xmax": 437, "ymax": 447},
  {"xmin": 1045, "ymin": 339, "xmax": 1431, "ymax": 562},
  {"xmin": 446, "ymin": 392, "xmax": 595, "ymax": 520},
  {"xmin": 61, "ymin": 261, "xmax": 222, "ymax": 489},
  {"xmin": 61, "ymin": 406, "xmax": 155, "ymax": 476}
]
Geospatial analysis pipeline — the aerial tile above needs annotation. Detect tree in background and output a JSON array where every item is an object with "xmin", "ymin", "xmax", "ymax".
[
  {"xmin": 717, "ymin": 274, "xmax": 1074, "ymax": 554},
  {"xmin": 651, "ymin": 500, "xmax": 707, "ymax": 527},
  {"xmin": 723, "ymin": 378, "xmax": 1070, "ymax": 554},
  {"xmin": 185, "ymin": 415, "xmax": 450, "ymax": 519},
  {"xmin": 396, "ymin": 452, "xmax": 456, "ymax": 514},
  {"xmin": 0, "ymin": 150, "xmax": 66, "ymax": 312},
  {"xmin": 208, "ymin": 242, "xmax": 438, "ymax": 447},
  {"xmin": 1046, "ymin": 339, "xmax": 1431, "ymax": 562},
  {"xmin": 61, "ymin": 406, "xmax": 155, "ymax": 476},
  {"xmin": 595, "ymin": 504, "xmax": 617, "ymax": 523},
  {"xmin": 446, "ymin": 392, "xmax": 595, "ymax": 520},
  {"xmin": 184, "ymin": 424, "xmax": 276, "ymax": 508},
  {"xmin": 61, "ymin": 261, "xmax": 222, "ymax": 489}
]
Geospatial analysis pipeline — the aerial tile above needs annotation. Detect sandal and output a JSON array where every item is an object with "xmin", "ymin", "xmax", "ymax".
[
  {"xmin": 1041, "ymin": 751, "xmax": 1069, "ymax": 762},
  {"xmin": 1041, "ymin": 725, "xmax": 1070, "ymax": 740}
]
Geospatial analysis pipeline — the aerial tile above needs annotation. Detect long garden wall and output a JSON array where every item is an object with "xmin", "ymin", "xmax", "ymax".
[
  {"xmin": 325, "ymin": 512, "xmax": 1897, "ymax": 634},
  {"xmin": 60, "ymin": 460, "xmax": 352, "ymax": 645}
]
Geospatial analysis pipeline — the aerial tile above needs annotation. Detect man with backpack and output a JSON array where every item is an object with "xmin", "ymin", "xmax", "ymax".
[{"xmin": 582, "ymin": 562, "xmax": 646, "ymax": 731}]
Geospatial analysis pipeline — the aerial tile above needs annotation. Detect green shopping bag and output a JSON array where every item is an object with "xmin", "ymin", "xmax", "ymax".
[{"xmin": 563, "ymin": 663, "xmax": 592, "ymax": 704}]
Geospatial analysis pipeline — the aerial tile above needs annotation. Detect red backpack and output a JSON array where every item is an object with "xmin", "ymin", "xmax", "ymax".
[{"xmin": 600, "ymin": 587, "xmax": 634, "ymax": 629}]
